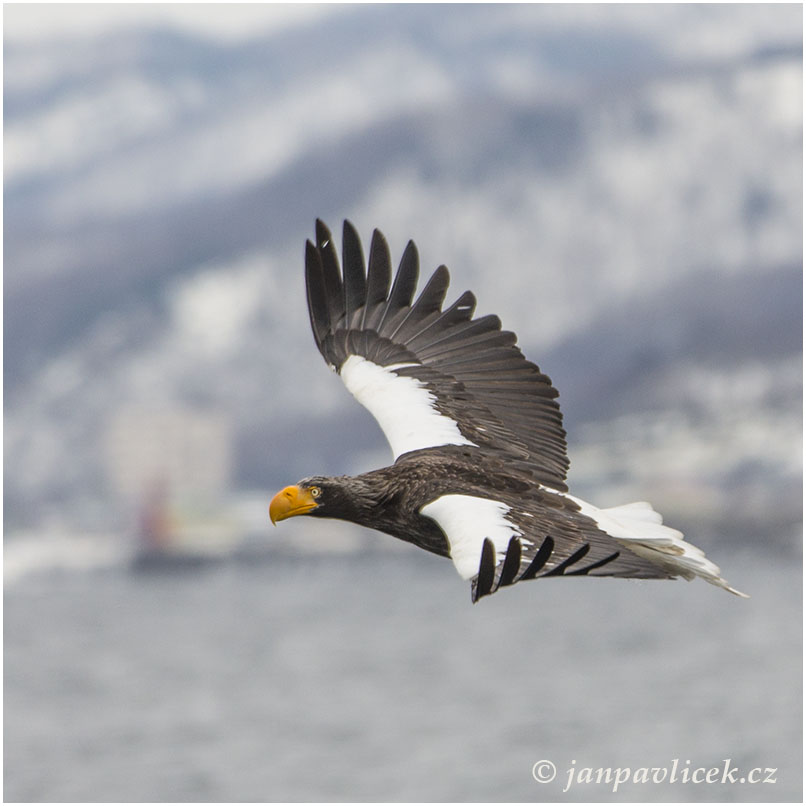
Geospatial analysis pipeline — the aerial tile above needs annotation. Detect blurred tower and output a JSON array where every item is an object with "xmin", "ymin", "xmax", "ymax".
[{"xmin": 103, "ymin": 406, "xmax": 233, "ymax": 519}]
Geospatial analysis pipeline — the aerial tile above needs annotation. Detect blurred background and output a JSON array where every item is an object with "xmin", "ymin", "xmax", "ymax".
[{"xmin": 4, "ymin": 4, "xmax": 802, "ymax": 802}]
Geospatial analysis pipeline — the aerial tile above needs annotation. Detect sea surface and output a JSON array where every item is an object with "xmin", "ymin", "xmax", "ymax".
[{"xmin": 4, "ymin": 537, "xmax": 802, "ymax": 802}]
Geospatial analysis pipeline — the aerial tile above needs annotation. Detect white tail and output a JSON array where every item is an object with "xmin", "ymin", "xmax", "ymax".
[{"xmin": 568, "ymin": 496, "xmax": 749, "ymax": 598}]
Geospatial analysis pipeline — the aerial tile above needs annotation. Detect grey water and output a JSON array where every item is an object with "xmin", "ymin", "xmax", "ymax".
[{"xmin": 4, "ymin": 543, "xmax": 801, "ymax": 802}]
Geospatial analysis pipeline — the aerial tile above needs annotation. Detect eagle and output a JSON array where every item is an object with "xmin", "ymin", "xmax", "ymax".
[{"xmin": 270, "ymin": 220, "xmax": 747, "ymax": 602}]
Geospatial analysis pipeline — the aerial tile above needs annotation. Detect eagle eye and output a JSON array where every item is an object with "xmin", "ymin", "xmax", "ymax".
[{"xmin": 309, "ymin": 486, "xmax": 322, "ymax": 498}]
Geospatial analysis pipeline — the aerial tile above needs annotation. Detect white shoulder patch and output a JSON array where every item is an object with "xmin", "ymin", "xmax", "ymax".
[
  {"xmin": 341, "ymin": 355, "xmax": 476, "ymax": 460},
  {"xmin": 421, "ymin": 494, "xmax": 521, "ymax": 580}
]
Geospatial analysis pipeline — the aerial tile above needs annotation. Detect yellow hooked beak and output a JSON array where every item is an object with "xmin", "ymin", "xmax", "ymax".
[{"xmin": 269, "ymin": 485, "xmax": 319, "ymax": 524}]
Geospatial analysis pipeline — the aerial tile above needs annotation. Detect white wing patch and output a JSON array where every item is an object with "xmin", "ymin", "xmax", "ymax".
[
  {"xmin": 420, "ymin": 494, "xmax": 521, "ymax": 580},
  {"xmin": 341, "ymin": 355, "xmax": 476, "ymax": 460}
]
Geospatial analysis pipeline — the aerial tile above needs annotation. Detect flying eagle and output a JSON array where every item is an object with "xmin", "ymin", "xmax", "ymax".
[{"xmin": 270, "ymin": 220, "xmax": 747, "ymax": 602}]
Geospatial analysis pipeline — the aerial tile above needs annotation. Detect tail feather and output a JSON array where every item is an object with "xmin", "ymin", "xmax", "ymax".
[
  {"xmin": 600, "ymin": 500, "xmax": 663, "ymax": 525},
  {"xmin": 572, "ymin": 497, "xmax": 749, "ymax": 598}
]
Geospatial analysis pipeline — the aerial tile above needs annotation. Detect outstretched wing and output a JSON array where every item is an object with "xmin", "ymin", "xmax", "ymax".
[
  {"xmin": 465, "ymin": 499, "xmax": 747, "ymax": 603},
  {"xmin": 400, "ymin": 450, "xmax": 677, "ymax": 601},
  {"xmin": 408, "ymin": 462, "xmax": 742, "ymax": 602},
  {"xmin": 305, "ymin": 220, "xmax": 569, "ymax": 491}
]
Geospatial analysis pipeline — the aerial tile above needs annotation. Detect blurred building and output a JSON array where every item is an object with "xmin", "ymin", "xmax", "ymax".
[{"xmin": 103, "ymin": 406, "xmax": 233, "ymax": 511}]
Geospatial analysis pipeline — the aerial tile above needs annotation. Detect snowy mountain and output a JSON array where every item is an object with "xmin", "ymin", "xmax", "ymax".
[{"xmin": 4, "ymin": 5, "xmax": 801, "ymax": 550}]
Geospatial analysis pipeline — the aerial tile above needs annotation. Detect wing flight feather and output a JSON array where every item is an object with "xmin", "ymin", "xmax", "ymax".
[{"xmin": 305, "ymin": 220, "xmax": 570, "ymax": 490}]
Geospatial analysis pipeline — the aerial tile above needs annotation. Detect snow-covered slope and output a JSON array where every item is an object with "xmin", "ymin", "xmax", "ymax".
[{"xmin": 4, "ymin": 5, "xmax": 801, "ymax": 548}]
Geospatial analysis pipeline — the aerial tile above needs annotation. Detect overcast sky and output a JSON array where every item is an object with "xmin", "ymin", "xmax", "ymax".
[{"xmin": 3, "ymin": 2, "xmax": 339, "ymax": 43}]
